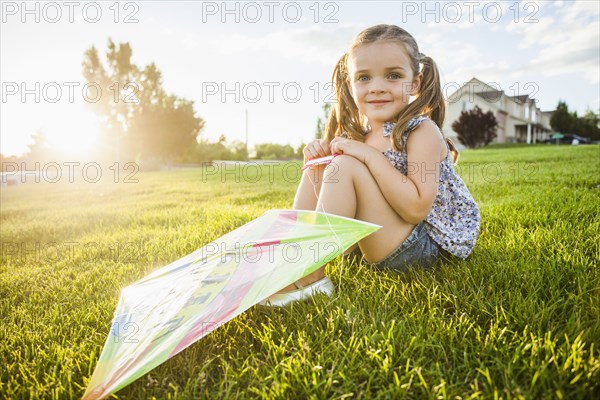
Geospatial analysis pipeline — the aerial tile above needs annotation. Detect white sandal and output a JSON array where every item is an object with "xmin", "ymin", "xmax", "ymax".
[{"xmin": 258, "ymin": 276, "xmax": 335, "ymax": 307}]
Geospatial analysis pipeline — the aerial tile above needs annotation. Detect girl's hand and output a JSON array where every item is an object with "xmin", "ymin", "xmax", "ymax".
[
  {"xmin": 329, "ymin": 136, "xmax": 377, "ymax": 165},
  {"xmin": 303, "ymin": 139, "xmax": 331, "ymax": 161}
]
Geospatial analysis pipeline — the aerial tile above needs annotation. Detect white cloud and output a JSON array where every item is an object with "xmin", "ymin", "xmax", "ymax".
[
  {"xmin": 527, "ymin": 40, "xmax": 599, "ymax": 83},
  {"xmin": 173, "ymin": 24, "xmax": 364, "ymax": 67},
  {"xmin": 422, "ymin": 0, "xmax": 551, "ymax": 31},
  {"xmin": 445, "ymin": 60, "xmax": 515, "ymax": 87},
  {"xmin": 418, "ymin": 32, "xmax": 483, "ymax": 83},
  {"xmin": 263, "ymin": 24, "xmax": 361, "ymax": 64},
  {"xmin": 504, "ymin": 1, "xmax": 599, "ymax": 83}
]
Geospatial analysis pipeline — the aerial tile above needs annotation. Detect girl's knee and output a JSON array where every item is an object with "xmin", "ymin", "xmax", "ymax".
[{"xmin": 326, "ymin": 155, "xmax": 369, "ymax": 176}]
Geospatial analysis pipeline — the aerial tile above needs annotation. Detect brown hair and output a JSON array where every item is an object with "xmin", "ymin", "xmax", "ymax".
[{"xmin": 324, "ymin": 24, "xmax": 459, "ymax": 164}]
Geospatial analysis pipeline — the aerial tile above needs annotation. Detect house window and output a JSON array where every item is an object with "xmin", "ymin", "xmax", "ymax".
[{"xmin": 525, "ymin": 106, "xmax": 530, "ymax": 120}]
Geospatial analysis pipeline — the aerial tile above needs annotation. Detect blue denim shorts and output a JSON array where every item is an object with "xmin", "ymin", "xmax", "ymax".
[{"xmin": 342, "ymin": 221, "xmax": 451, "ymax": 272}]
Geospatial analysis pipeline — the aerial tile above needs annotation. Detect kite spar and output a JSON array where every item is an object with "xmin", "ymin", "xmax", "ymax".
[{"xmin": 83, "ymin": 209, "xmax": 380, "ymax": 399}]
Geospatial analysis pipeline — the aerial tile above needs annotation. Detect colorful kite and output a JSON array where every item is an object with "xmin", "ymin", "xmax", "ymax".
[{"xmin": 82, "ymin": 209, "xmax": 380, "ymax": 399}]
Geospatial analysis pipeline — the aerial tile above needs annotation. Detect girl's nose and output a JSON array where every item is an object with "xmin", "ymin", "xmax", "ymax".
[
  {"xmin": 368, "ymin": 77, "xmax": 387, "ymax": 93},
  {"xmin": 369, "ymin": 86, "xmax": 385, "ymax": 94}
]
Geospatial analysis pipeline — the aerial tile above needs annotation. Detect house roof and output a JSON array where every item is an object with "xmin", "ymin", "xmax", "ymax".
[
  {"xmin": 474, "ymin": 90, "xmax": 504, "ymax": 101},
  {"xmin": 512, "ymin": 95, "xmax": 528, "ymax": 103},
  {"xmin": 511, "ymin": 95, "xmax": 537, "ymax": 104},
  {"xmin": 449, "ymin": 77, "xmax": 541, "ymax": 105}
]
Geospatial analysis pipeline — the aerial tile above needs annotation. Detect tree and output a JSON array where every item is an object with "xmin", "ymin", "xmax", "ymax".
[
  {"xmin": 193, "ymin": 138, "xmax": 232, "ymax": 162},
  {"xmin": 82, "ymin": 39, "xmax": 204, "ymax": 163},
  {"xmin": 253, "ymin": 143, "xmax": 297, "ymax": 160},
  {"xmin": 0, "ymin": 153, "xmax": 21, "ymax": 172},
  {"xmin": 183, "ymin": 136, "xmax": 248, "ymax": 163},
  {"xmin": 126, "ymin": 95, "xmax": 203, "ymax": 163},
  {"xmin": 315, "ymin": 103, "xmax": 332, "ymax": 140},
  {"xmin": 228, "ymin": 140, "xmax": 249, "ymax": 160},
  {"xmin": 550, "ymin": 101, "xmax": 576, "ymax": 134},
  {"xmin": 452, "ymin": 106, "xmax": 498, "ymax": 148},
  {"xmin": 295, "ymin": 142, "xmax": 306, "ymax": 159},
  {"xmin": 550, "ymin": 101, "xmax": 600, "ymax": 141},
  {"xmin": 579, "ymin": 110, "xmax": 600, "ymax": 141},
  {"xmin": 23, "ymin": 129, "xmax": 58, "ymax": 163},
  {"xmin": 82, "ymin": 40, "xmax": 137, "ymax": 162}
]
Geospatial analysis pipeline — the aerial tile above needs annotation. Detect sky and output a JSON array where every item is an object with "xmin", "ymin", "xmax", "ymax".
[{"xmin": 1, "ymin": 0, "xmax": 599, "ymax": 157}]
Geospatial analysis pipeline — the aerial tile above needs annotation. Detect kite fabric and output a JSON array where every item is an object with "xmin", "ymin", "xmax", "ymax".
[{"xmin": 82, "ymin": 209, "xmax": 381, "ymax": 399}]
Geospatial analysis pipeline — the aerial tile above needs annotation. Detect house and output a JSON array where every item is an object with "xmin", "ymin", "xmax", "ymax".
[{"xmin": 443, "ymin": 77, "xmax": 553, "ymax": 147}]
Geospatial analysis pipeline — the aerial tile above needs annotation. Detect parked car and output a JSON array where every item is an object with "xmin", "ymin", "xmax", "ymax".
[{"xmin": 544, "ymin": 134, "xmax": 591, "ymax": 145}]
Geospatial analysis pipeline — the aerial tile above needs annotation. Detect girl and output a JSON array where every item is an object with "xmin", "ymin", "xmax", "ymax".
[{"xmin": 260, "ymin": 24, "xmax": 480, "ymax": 307}]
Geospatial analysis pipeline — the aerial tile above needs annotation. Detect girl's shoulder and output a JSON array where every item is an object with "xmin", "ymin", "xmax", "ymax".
[
  {"xmin": 399, "ymin": 116, "xmax": 447, "ymax": 159},
  {"xmin": 392, "ymin": 115, "xmax": 438, "ymax": 147},
  {"xmin": 403, "ymin": 115, "xmax": 434, "ymax": 136}
]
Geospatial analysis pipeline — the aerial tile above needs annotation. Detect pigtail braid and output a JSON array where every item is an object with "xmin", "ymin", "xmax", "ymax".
[
  {"xmin": 324, "ymin": 53, "xmax": 365, "ymax": 143},
  {"xmin": 392, "ymin": 54, "xmax": 459, "ymax": 164}
]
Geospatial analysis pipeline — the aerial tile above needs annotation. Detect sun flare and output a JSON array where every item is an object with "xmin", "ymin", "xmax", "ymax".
[{"xmin": 45, "ymin": 110, "xmax": 101, "ymax": 157}]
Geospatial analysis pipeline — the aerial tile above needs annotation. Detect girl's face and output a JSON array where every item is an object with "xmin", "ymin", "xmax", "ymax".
[{"xmin": 347, "ymin": 41, "xmax": 421, "ymax": 128}]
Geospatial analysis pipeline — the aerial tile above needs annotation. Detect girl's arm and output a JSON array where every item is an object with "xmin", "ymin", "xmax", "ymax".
[
  {"xmin": 328, "ymin": 121, "xmax": 445, "ymax": 224},
  {"xmin": 364, "ymin": 120, "xmax": 445, "ymax": 225}
]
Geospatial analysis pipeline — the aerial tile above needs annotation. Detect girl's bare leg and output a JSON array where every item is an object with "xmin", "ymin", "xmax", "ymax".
[
  {"xmin": 292, "ymin": 164, "xmax": 326, "ymax": 210},
  {"xmin": 282, "ymin": 164, "xmax": 331, "ymax": 290},
  {"xmin": 279, "ymin": 155, "xmax": 417, "ymax": 291},
  {"xmin": 292, "ymin": 162, "xmax": 359, "ymax": 256},
  {"xmin": 315, "ymin": 155, "xmax": 416, "ymax": 262}
]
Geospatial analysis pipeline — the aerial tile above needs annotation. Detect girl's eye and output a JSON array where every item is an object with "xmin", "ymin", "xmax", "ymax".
[
  {"xmin": 389, "ymin": 73, "xmax": 402, "ymax": 79},
  {"xmin": 357, "ymin": 75, "xmax": 369, "ymax": 82}
]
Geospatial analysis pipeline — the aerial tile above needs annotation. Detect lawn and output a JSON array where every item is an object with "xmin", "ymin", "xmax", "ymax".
[{"xmin": 1, "ymin": 144, "xmax": 599, "ymax": 399}]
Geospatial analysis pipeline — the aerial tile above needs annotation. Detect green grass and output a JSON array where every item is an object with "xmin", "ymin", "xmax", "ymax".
[{"xmin": 1, "ymin": 145, "xmax": 599, "ymax": 399}]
